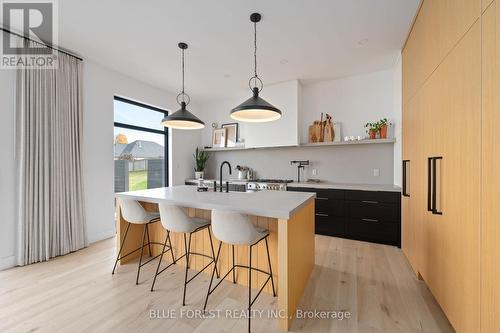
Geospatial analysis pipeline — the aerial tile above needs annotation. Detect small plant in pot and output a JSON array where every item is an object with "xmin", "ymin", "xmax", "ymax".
[
  {"xmin": 379, "ymin": 118, "xmax": 390, "ymax": 139},
  {"xmin": 193, "ymin": 147, "xmax": 209, "ymax": 179},
  {"xmin": 365, "ymin": 122, "xmax": 381, "ymax": 139}
]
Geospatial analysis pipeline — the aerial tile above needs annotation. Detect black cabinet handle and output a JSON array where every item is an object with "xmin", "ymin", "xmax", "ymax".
[
  {"xmin": 427, "ymin": 157, "xmax": 432, "ymax": 212},
  {"xmin": 316, "ymin": 197, "xmax": 329, "ymax": 200},
  {"xmin": 427, "ymin": 156, "xmax": 443, "ymax": 214},
  {"xmin": 315, "ymin": 213, "xmax": 329, "ymax": 217},
  {"xmin": 402, "ymin": 160, "xmax": 410, "ymax": 197},
  {"xmin": 362, "ymin": 200, "xmax": 379, "ymax": 204},
  {"xmin": 361, "ymin": 218, "xmax": 379, "ymax": 222},
  {"xmin": 432, "ymin": 157, "xmax": 443, "ymax": 215}
]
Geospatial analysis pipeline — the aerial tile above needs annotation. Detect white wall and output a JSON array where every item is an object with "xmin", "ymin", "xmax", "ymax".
[
  {"xmin": 392, "ymin": 54, "xmax": 402, "ymax": 186},
  {"xmin": 200, "ymin": 68, "xmax": 399, "ymax": 185},
  {"xmin": 244, "ymin": 80, "xmax": 300, "ymax": 148},
  {"xmin": 0, "ymin": 70, "xmax": 16, "ymax": 270},
  {"xmin": 198, "ymin": 80, "xmax": 300, "ymax": 148},
  {"xmin": 205, "ymin": 144, "xmax": 395, "ymax": 184},
  {"xmin": 83, "ymin": 60, "xmax": 201, "ymax": 243},
  {"xmin": 301, "ymin": 69, "xmax": 396, "ymax": 141}
]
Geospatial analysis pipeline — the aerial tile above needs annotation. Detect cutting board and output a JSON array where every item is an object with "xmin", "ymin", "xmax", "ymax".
[{"xmin": 309, "ymin": 121, "xmax": 322, "ymax": 143}]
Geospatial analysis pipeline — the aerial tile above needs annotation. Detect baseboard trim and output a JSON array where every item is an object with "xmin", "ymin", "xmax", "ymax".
[
  {"xmin": 0, "ymin": 255, "xmax": 16, "ymax": 271},
  {"xmin": 88, "ymin": 229, "xmax": 116, "ymax": 244}
]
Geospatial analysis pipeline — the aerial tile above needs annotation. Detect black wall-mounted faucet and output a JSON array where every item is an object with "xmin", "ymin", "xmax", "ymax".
[
  {"xmin": 219, "ymin": 161, "xmax": 232, "ymax": 192},
  {"xmin": 290, "ymin": 160, "xmax": 310, "ymax": 183}
]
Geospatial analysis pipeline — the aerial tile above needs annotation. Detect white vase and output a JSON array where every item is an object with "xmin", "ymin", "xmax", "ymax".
[{"xmin": 195, "ymin": 171, "xmax": 204, "ymax": 179}]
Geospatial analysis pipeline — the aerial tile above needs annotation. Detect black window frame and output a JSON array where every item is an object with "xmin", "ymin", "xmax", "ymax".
[{"xmin": 113, "ymin": 96, "xmax": 169, "ymax": 187}]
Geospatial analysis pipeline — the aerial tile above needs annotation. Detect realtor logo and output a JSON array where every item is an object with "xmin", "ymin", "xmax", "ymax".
[{"xmin": 1, "ymin": 0, "xmax": 58, "ymax": 69}]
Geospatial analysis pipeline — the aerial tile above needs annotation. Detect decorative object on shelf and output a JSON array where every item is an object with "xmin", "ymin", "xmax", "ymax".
[
  {"xmin": 235, "ymin": 165, "xmax": 249, "ymax": 180},
  {"xmin": 323, "ymin": 113, "xmax": 334, "ymax": 142},
  {"xmin": 221, "ymin": 123, "xmax": 239, "ymax": 147},
  {"xmin": 309, "ymin": 121, "xmax": 321, "ymax": 143},
  {"xmin": 364, "ymin": 118, "xmax": 392, "ymax": 139},
  {"xmin": 308, "ymin": 113, "xmax": 334, "ymax": 143},
  {"xmin": 230, "ymin": 13, "xmax": 282, "ymax": 122},
  {"xmin": 161, "ymin": 43, "xmax": 205, "ymax": 129},
  {"xmin": 193, "ymin": 147, "xmax": 209, "ymax": 179},
  {"xmin": 365, "ymin": 121, "xmax": 381, "ymax": 139},
  {"xmin": 212, "ymin": 128, "xmax": 227, "ymax": 148},
  {"xmin": 334, "ymin": 122, "xmax": 341, "ymax": 142},
  {"xmin": 379, "ymin": 118, "xmax": 389, "ymax": 139}
]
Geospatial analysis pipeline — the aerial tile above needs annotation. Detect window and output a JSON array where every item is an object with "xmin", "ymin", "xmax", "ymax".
[{"xmin": 113, "ymin": 96, "xmax": 168, "ymax": 192}]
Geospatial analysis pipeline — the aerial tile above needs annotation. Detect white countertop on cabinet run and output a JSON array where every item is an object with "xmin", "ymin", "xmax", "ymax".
[
  {"xmin": 288, "ymin": 182, "xmax": 401, "ymax": 192},
  {"xmin": 115, "ymin": 185, "xmax": 315, "ymax": 219}
]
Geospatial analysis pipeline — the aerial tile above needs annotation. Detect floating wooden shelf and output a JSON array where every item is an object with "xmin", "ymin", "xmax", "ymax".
[{"xmin": 203, "ymin": 138, "xmax": 395, "ymax": 152}]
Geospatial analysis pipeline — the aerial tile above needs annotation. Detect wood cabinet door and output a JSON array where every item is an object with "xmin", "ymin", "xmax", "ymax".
[
  {"xmin": 401, "ymin": 93, "xmax": 420, "ymax": 274},
  {"xmin": 418, "ymin": 21, "xmax": 481, "ymax": 333},
  {"xmin": 403, "ymin": 0, "xmax": 481, "ymax": 104},
  {"xmin": 481, "ymin": 2, "xmax": 500, "ymax": 332}
]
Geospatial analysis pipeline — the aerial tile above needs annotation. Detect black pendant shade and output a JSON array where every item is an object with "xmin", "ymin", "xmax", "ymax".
[
  {"xmin": 230, "ymin": 12, "xmax": 282, "ymax": 123},
  {"xmin": 161, "ymin": 42, "xmax": 205, "ymax": 130},
  {"xmin": 161, "ymin": 101, "xmax": 205, "ymax": 129},
  {"xmin": 230, "ymin": 87, "xmax": 282, "ymax": 122}
]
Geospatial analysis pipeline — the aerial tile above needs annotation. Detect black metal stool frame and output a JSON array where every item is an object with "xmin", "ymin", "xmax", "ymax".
[
  {"xmin": 112, "ymin": 218, "xmax": 174, "ymax": 285},
  {"xmin": 150, "ymin": 224, "xmax": 220, "ymax": 306},
  {"xmin": 203, "ymin": 233, "xmax": 276, "ymax": 333}
]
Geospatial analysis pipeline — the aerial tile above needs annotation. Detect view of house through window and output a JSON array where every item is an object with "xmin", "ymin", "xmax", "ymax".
[{"xmin": 113, "ymin": 97, "xmax": 168, "ymax": 192}]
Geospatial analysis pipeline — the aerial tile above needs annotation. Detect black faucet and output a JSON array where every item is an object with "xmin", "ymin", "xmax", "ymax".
[
  {"xmin": 219, "ymin": 161, "xmax": 232, "ymax": 192},
  {"xmin": 290, "ymin": 160, "xmax": 310, "ymax": 183}
]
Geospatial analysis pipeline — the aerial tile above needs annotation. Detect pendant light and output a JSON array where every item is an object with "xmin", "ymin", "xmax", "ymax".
[
  {"xmin": 161, "ymin": 42, "xmax": 205, "ymax": 129},
  {"xmin": 230, "ymin": 13, "xmax": 282, "ymax": 122}
]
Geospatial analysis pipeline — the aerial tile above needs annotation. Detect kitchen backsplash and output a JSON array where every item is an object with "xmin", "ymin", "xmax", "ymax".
[{"xmin": 203, "ymin": 143, "xmax": 394, "ymax": 184}]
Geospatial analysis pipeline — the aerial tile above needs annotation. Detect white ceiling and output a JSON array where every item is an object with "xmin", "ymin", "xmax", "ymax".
[{"xmin": 56, "ymin": 0, "xmax": 419, "ymax": 101}]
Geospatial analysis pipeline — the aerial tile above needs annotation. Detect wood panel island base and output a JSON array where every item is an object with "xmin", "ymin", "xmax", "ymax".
[{"xmin": 115, "ymin": 186, "xmax": 316, "ymax": 331}]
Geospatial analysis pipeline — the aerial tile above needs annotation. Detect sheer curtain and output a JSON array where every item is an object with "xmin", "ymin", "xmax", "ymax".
[{"xmin": 16, "ymin": 38, "xmax": 87, "ymax": 265}]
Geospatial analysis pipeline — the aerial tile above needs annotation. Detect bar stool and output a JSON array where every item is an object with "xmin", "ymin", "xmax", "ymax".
[
  {"xmin": 112, "ymin": 198, "xmax": 174, "ymax": 285},
  {"xmin": 204, "ymin": 209, "xmax": 276, "ymax": 333},
  {"xmin": 151, "ymin": 203, "xmax": 220, "ymax": 306}
]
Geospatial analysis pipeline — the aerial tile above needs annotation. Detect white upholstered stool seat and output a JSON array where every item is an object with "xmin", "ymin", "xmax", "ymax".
[
  {"xmin": 150, "ymin": 203, "xmax": 219, "ymax": 306},
  {"xmin": 204, "ymin": 209, "xmax": 276, "ymax": 333},
  {"xmin": 210, "ymin": 210, "xmax": 269, "ymax": 246},
  {"xmin": 112, "ymin": 198, "xmax": 168, "ymax": 285}
]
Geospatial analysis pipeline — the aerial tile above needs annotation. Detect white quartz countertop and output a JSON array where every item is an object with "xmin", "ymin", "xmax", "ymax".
[
  {"xmin": 115, "ymin": 185, "xmax": 315, "ymax": 219},
  {"xmin": 288, "ymin": 182, "xmax": 401, "ymax": 192}
]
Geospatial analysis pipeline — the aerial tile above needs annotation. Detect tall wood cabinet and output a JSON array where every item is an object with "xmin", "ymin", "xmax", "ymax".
[
  {"xmin": 481, "ymin": 2, "xmax": 500, "ymax": 332},
  {"xmin": 402, "ymin": 0, "xmax": 497, "ymax": 332}
]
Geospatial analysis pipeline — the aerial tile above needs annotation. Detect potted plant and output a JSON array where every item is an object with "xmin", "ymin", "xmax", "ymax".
[
  {"xmin": 379, "ymin": 118, "xmax": 390, "ymax": 139},
  {"xmin": 193, "ymin": 147, "xmax": 209, "ymax": 179},
  {"xmin": 365, "ymin": 122, "xmax": 380, "ymax": 139}
]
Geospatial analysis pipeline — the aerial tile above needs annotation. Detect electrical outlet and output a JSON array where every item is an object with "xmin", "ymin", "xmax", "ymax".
[
  {"xmin": 373, "ymin": 168, "xmax": 380, "ymax": 177},
  {"xmin": 312, "ymin": 169, "xmax": 317, "ymax": 176}
]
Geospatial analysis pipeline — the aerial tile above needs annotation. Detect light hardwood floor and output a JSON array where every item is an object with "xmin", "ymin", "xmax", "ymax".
[{"xmin": 0, "ymin": 236, "xmax": 454, "ymax": 333}]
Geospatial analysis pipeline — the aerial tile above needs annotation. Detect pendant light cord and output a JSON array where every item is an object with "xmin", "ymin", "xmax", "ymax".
[
  {"xmin": 249, "ymin": 18, "xmax": 263, "ymax": 92},
  {"xmin": 181, "ymin": 47, "xmax": 185, "ymax": 101},
  {"xmin": 254, "ymin": 20, "xmax": 258, "ymax": 79}
]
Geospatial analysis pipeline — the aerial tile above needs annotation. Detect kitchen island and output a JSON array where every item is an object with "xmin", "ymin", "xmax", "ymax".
[{"xmin": 115, "ymin": 186, "xmax": 315, "ymax": 331}]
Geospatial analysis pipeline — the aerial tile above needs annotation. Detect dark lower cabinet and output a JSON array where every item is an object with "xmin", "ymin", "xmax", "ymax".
[
  {"xmin": 288, "ymin": 187, "xmax": 401, "ymax": 247},
  {"xmin": 315, "ymin": 214, "xmax": 345, "ymax": 236},
  {"xmin": 345, "ymin": 218, "xmax": 399, "ymax": 246}
]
